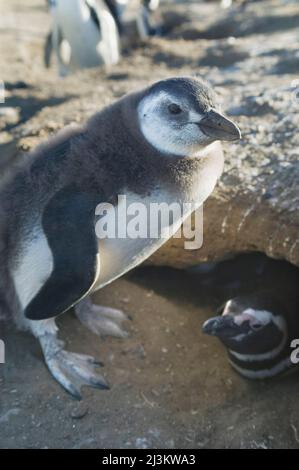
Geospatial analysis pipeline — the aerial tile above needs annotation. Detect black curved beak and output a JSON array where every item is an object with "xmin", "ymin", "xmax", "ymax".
[
  {"xmin": 199, "ymin": 110, "xmax": 241, "ymax": 142},
  {"xmin": 202, "ymin": 315, "xmax": 249, "ymax": 339}
]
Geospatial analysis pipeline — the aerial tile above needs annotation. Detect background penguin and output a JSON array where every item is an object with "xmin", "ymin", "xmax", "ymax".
[
  {"xmin": 45, "ymin": 0, "xmax": 120, "ymax": 76},
  {"xmin": 202, "ymin": 290, "xmax": 299, "ymax": 380},
  {"xmin": 104, "ymin": 1, "xmax": 160, "ymax": 38},
  {"xmin": 103, "ymin": 0, "xmax": 128, "ymax": 35},
  {"xmin": 1, "ymin": 76, "xmax": 240, "ymax": 398},
  {"xmin": 44, "ymin": 0, "xmax": 160, "ymax": 75},
  {"xmin": 136, "ymin": 0, "xmax": 161, "ymax": 39}
]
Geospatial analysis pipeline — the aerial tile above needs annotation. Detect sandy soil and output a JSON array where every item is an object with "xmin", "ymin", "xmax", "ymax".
[{"xmin": 0, "ymin": 0, "xmax": 299, "ymax": 449}]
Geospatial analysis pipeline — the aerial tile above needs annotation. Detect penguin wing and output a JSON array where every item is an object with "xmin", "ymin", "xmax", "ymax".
[
  {"xmin": 44, "ymin": 30, "xmax": 53, "ymax": 68},
  {"xmin": 100, "ymin": 0, "xmax": 123, "ymax": 33},
  {"xmin": 85, "ymin": 0, "xmax": 101, "ymax": 31},
  {"xmin": 24, "ymin": 185, "xmax": 101, "ymax": 321}
]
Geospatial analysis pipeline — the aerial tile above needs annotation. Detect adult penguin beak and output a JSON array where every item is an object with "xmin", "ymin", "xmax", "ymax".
[
  {"xmin": 199, "ymin": 110, "xmax": 241, "ymax": 142},
  {"xmin": 202, "ymin": 315, "xmax": 249, "ymax": 339}
]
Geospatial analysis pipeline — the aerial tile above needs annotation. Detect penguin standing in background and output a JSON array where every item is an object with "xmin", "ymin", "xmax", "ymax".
[
  {"xmin": 95, "ymin": 0, "xmax": 161, "ymax": 38},
  {"xmin": 136, "ymin": 0, "xmax": 160, "ymax": 39},
  {"xmin": 102, "ymin": 0, "xmax": 128, "ymax": 35},
  {"xmin": 45, "ymin": 0, "xmax": 120, "ymax": 76},
  {"xmin": 1, "ymin": 77, "xmax": 240, "ymax": 398},
  {"xmin": 109, "ymin": 0, "xmax": 161, "ymax": 38},
  {"xmin": 44, "ymin": 0, "xmax": 160, "ymax": 75},
  {"xmin": 202, "ymin": 290, "xmax": 299, "ymax": 380}
]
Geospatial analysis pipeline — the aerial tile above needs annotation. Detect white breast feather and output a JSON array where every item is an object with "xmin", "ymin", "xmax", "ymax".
[{"xmin": 12, "ymin": 229, "xmax": 54, "ymax": 311}]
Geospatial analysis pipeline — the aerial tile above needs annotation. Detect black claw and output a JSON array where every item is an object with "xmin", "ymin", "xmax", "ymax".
[
  {"xmin": 66, "ymin": 383, "xmax": 83, "ymax": 400},
  {"xmin": 92, "ymin": 379, "xmax": 110, "ymax": 390},
  {"xmin": 70, "ymin": 389, "xmax": 83, "ymax": 401},
  {"xmin": 93, "ymin": 360, "xmax": 104, "ymax": 367}
]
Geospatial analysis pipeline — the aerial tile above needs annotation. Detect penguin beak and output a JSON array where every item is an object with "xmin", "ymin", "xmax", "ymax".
[
  {"xmin": 202, "ymin": 315, "xmax": 250, "ymax": 339},
  {"xmin": 199, "ymin": 110, "xmax": 241, "ymax": 142}
]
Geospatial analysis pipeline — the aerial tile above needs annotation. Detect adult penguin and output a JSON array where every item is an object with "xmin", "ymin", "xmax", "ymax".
[{"xmin": 45, "ymin": 0, "xmax": 120, "ymax": 76}]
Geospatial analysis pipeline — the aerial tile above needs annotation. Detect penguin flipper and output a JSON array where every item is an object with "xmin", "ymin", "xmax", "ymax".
[
  {"xmin": 85, "ymin": 0, "xmax": 101, "ymax": 31},
  {"xmin": 44, "ymin": 30, "xmax": 53, "ymax": 68},
  {"xmin": 24, "ymin": 185, "xmax": 101, "ymax": 321}
]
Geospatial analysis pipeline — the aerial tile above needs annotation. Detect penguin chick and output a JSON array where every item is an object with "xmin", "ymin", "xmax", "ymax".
[
  {"xmin": 45, "ymin": 0, "xmax": 120, "ymax": 76},
  {"xmin": 202, "ymin": 291, "xmax": 299, "ymax": 380},
  {"xmin": 1, "ymin": 76, "xmax": 240, "ymax": 398}
]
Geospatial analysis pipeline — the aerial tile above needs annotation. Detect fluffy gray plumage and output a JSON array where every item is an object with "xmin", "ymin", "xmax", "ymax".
[{"xmin": 0, "ymin": 77, "xmax": 240, "ymax": 398}]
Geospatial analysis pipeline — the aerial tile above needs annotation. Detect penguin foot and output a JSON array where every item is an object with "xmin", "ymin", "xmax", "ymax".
[
  {"xmin": 75, "ymin": 297, "xmax": 129, "ymax": 338},
  {"xmin": 26, "ymin": 318, "xmax": 109, "ymax": 399},
  {"xmin": 45, "ymin": 349, "xmax": 109, "ymax": 399}
]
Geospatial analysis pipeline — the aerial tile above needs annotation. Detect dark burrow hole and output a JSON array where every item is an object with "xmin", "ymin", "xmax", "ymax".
[{"xmin": 129, "ymin": 252, "xmax": 299, "ymax": 315}]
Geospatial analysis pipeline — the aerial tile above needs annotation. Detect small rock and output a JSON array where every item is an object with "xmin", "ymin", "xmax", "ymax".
[
  {"xmin": 0, "ymin": 106, "xmax": 20, "ymax": 122},
  {"xmin": 135, "ymin": 437, "xmax": 150, "ymax": 449},
  {"xmin": 0, "ymin": 408, "xmax": 20, "ymax": 423},
  {"xmin": 70, "ymin": 404, "xmax": 88, "ymax": 420}
]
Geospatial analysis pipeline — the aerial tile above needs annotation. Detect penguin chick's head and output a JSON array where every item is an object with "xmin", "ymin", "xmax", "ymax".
[
  {"xmin": 202, "ymin": 295, "xmax": 287, "ymax": 359},
  {"xmin": 137, "ymin": 76, "xmax": 241, "ymax": 157}
]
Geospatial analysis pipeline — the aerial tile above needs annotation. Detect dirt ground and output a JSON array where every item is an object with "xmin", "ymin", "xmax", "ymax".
[
  {"xmin": 1, "ymin": 254, "xmax": 299, "ymax": 449},
  {"xmin": 0, "ymin": 0, "xmax": 299, "ymax": 450}
]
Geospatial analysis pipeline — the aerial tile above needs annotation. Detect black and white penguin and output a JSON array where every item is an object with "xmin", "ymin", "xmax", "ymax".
[
  {"xmin": 202, "ymin": 291, "xmax": 299, "ymax": 379},
  {"xmin": 103, "ymin": 0, "xmax": 128, "ymax": 35},
  {"xmin": 136, "ymin": 0, "xmax": 160, "ymax": 39},
  {"xmin": 104, "ymin": 1, "xmax": 160, "ymax": 38},
  {"xmin": 1, "ymin": 76, "xmax": 240, "ymax": 398},
  {"xmin": 45, "ymin": 0, "xmax": 120, "ymax": 76}
]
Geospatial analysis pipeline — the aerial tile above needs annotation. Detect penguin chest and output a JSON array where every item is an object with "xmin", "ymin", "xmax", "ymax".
[{"xmin": 93, "ymin": 190, "xmax": 193, "ymax": 291}]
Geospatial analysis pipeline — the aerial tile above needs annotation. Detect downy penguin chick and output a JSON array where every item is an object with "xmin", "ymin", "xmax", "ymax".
[{"xmin": 1, "ymin": 76, "xmax": 240, "ymax": 398}]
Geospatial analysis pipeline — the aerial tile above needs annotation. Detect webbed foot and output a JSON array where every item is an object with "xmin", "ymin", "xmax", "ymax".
[
  {"xmin": 75, "ymin": 297, "xmax": 128, "ymax": 338},
  {"xmin": 46, "ymin": 348, "xmax": 108, "ymax": 399},
  {"xmin": 28, "ymin": 318, "xmax": 108, "ymax": 399}
]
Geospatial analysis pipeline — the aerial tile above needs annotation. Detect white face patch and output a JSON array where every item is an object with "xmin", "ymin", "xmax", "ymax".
[
  {"xmin": 222, "ymin": 299, "xmax": 233, "ymax": 315},
  {"xmin": 138, "ymin": 91, "xmax": 208, "ymax": 156},
  {"xmin": 11, "ymin": 228, "xmax": 54, "ymax": 311},
  {"xmin": 233, "ymin": 308, "xmax": 274, "ymax": 328},
  {"xmin": 232, "ymin": 308, "xmax": 287, "ymax": 334}
]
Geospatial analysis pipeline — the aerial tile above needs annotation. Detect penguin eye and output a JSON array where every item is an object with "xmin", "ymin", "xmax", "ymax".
[
  {"xmin": 168, "ymin": 103, "xmax": 183, "ymax": 115},
  {"xmin": 251, "ymin": 323, "xmax": 263, "ymax": 331}
]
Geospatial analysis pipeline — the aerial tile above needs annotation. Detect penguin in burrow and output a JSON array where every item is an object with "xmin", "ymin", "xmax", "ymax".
[{"xmin": 202, "ymin": 289, "xmax": 299, "ymax": 380}]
